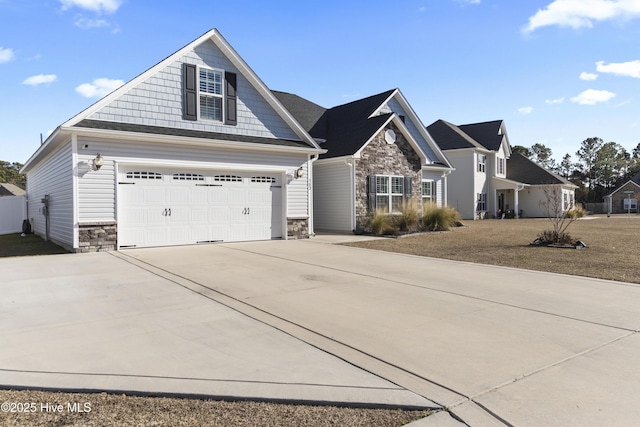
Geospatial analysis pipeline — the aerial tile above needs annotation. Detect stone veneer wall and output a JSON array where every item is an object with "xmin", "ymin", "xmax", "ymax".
[
  {"xmin": 354, "ymin": 123, "xmax": 423, "ymax": 230},
  {"xmin": 287, "ymin": 217, "xmax": 309, "ymax": 239},
  {"xmin": 78, "ymin": 222, "xmax": 117, "ymax": 252}
]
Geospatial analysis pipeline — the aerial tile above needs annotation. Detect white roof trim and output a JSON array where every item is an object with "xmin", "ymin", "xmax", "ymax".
[
  {"xmin": 370, "ymin": 89, "xmax": 452, "ymax": 169},
  {"xmin": 353, "ymin": 114, "xmax": 429, "ymax": 165},
  {"xmin": 24, "ymin": 29, "xmax": 319, "ymax": 172}
]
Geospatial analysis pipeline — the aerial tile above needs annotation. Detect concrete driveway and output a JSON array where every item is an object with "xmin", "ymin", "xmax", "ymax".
[{"xmin": 2, "ymin": 237, "xmax": 640, "ymax": 426}]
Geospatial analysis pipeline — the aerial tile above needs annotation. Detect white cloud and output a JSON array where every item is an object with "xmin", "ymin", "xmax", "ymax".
[
  {"xmin": 59, "ymin": 0, "xmax": 122, "ymax": 14},
  {"xmin": 570, "ymin": 89, "xmax": 616, "ymax": 105},
  {"xmin": 523, "ymin": 0, "xmax": 640, "ymax": 33},
  {"xmin": 579, "ymin": 71, "xmax": 599, "ymax": 80},
  {"xmin": 596, "ymin": 59, "xmax": 640, "ymax": 78},
  {"xmin": 74, "ymin": 17, "xmax": 110, "ymax": 29},
  {"xmin": 545, "ymin": 97, "xmax": 565, "ymax": 104},
  {"xmin": 22, "ymin": 74, "xmax": 58, "ymax": 86},
  {"xmin": 518, "ymin": 106, "xmax": 533, "ymax": 114},
  {"xmin": 75, "ymin": 77, "xmax": 124, "ymax": 98},
  {"xmin": 0, "ymin": 46, "xmax": 15, "ymax": 63}
]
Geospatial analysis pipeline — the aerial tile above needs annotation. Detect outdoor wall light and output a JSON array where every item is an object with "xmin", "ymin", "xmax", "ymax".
[
  {"xmin": 295, "ymin": 167, "xmax": 304, "ymax": 179},
  {"xmin": 92, "ymin": 153, "xmax": 104, "ymax": 171}
]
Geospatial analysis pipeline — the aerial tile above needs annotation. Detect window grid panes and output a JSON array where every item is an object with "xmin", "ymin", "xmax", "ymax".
[
  {"xmin": 497, "ymin": 158, "xmax": 504, "ymax": 175},
  {"xmin": 477, "ymin": 154, "xmax": 486, "ymax": 173},
  {"xmin": 477, "ymin": 193, "xmax": 487, "ymax": 211},
  {"xmin": 213, "ymin": 175, "xmax": 242, "ymax": 182},
  {"xmin": 422, "ymin": 181, "xmax": 433, "ymax": 202},
  {"xmin": 251, "ymin": 176, "xmax": 276, "ymax": 183},
  {"xmin": 172, "ymin": 173, "xmax": 204, "ymax": 181},
  {"xmin": 126, "ymin": 171, "xmax": 162, "ymax": 180},
  {"xmin": 199, "ymin": 68, "xmax": 223, "ymax": 121}
]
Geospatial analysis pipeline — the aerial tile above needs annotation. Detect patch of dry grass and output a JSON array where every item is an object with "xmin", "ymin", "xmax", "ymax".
[
  {"xmin": 345, "ymin": 215, "xmax": 640, "ymax": 284},
  {"xmin": 0, "ymin": 390, "xmax": 429, "ymax": 427}
]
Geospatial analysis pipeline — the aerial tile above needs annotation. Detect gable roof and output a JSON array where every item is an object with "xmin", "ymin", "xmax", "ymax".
[
  {"xmin": 427, "ymin": 119, "xmax": 486, "ymax": 151},
  {"xmin": 458, "ymin": 120, "xmax": 505, "ymax": 151},
  {"xmin": 607, "ymin": 171, "xmax": 640, "ymax": 196},
  {"xmin": 427, "ymin": 119, "xmax": 507, "ymax": 153},
  {"xmin": 507, "ymin": 151, "xmax": 576, "ymax": 187},
  {"xmin": 0, "ymin": 183, "xmax": 25, "ymax": 196},
  {"xmin": 23, "ymin": 29, "xmax": 321, "ymax": 172},
  {"xmin": 275, "ymin": 89, "xmax": 452, "ymax": 167}
]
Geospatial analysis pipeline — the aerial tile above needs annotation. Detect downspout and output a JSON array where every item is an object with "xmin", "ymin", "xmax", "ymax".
[
  {"xmin": 441, "ymin": 169, "xmax": 452, "ymax": 207},
  {"xmin": 347, "ymin": 158, "xmax": 355, "ymax": 231},
  {"xmin": 308, "ymin": 154, "xmax": 319, "ymax": 237}
]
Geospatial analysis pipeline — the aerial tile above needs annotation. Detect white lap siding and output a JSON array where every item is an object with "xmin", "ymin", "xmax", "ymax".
[
  {"xmin": 422, "ymin": 171, "xmax": 445, "ymax": 207},
  {"xmin": 25, "ymin": 142, "xmax": 74, "ymax": 249},
  {"xmin": 313, "ymin": 160, "xmax": 353, "ymax": 231},
  {"xmin": 76, "ymin": 137, "xmax": 309, "ymax": 225}
]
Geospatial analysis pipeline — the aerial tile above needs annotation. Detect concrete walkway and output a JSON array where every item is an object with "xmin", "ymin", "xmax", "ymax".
[{"xmin": 2, "ymin": 235, "xmax": 640, "ymax": 426}]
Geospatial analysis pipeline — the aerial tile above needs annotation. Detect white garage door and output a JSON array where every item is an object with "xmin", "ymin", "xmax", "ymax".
[{"xmin": 117, "ymin": 168, "xmax": 283, "ymax": 248}]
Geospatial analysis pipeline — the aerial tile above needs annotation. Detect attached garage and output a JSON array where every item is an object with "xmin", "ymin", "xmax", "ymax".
[
  {"xmin": 117, "ymin": 168, "xmax": 283, "ymax": 248},
  {"xmin": 20, "ymin": 29, "xmax": 323, "ymax": 252}
]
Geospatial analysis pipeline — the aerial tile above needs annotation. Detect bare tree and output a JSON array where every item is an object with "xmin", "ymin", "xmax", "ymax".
[{"xmin": 536, "ymin": 185, "xmax": 583, "ymax": 245}]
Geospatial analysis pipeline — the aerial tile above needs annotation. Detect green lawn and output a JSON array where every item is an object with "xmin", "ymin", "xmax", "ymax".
[{"xmin": 0, "ymin": 233, "xmax": 68, "ymax": 257}]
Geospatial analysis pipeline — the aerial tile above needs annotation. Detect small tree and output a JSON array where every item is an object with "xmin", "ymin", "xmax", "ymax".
[{"xmin": 536, "ymin": 185, "xmax": 584, "ymax": 245}]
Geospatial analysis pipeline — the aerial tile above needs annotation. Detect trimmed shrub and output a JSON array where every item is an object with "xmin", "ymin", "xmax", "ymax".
[{"xmin": 421, "ymin": 205, "xmax": 460, "ymax": 232}]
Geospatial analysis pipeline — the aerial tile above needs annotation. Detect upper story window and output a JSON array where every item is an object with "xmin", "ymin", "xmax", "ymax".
[
  {"xmin": 497, "ymin": 157, "xmax": 505, "ymax": 175},
  {"xmin": 183, "ymin": 63, "xmax": 237, "ymax": 125},
  {"xmin": 199, "ymin": 68, "xmax": 223, "ymax": 122},
  {"xmin": 477, "ymin": 154, "xmax": 486, "ymax": 173}
]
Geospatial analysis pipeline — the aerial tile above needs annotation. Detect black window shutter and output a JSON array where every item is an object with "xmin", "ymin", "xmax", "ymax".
[
  {"xmin": 183, "ymin": 63, "xmax": 197, "ymax": 121},
  {"xmin": 404, "ymin": 176, "xmax": 412, "ymax": 201},
  {"xmin": 368, "ymin": 175, "xmax": 376, "ymax": 212},
  {"xmin": 225, "ymin": 72, "xmax": 237, "ymax": 126}
]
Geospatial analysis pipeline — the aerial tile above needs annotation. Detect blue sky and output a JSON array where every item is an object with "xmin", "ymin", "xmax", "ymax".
[{"xmin": 1, "ymin": 0, "xmax": 639, "ymax": 164}]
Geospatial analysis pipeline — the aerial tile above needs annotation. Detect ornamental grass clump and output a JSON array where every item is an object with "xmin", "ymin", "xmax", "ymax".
[
  {"xmin": 421, "ymin": 204, "xmax": 460, "ymax": 232},
  {"xmin": 369, "ymin": 209, "xmax": 395, "ymax": 235},
  {"xmin": 394, "ymin": 200, "xmax": 420, "ymax": 232}
]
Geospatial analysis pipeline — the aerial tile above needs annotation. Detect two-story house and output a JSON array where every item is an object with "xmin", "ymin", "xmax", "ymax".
[{"xmin": 428, "ymin": 119, "xmax": 576, "ymax": 219}]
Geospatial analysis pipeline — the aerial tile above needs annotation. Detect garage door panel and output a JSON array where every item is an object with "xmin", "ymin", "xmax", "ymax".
[{"xmin": 118, "ymin": 169, "xmax": 283, "ymax": 248}]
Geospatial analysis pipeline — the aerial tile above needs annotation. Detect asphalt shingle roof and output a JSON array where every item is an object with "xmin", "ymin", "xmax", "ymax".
[
  {"xmin": 274, "ymin": 89, "xmax": 397, "ymax": 159},
  {"xmin": 427, "ymin": 119, "xmax": 504, "ymax": 152},
  {"xmin": 507, "ymin": 151, "xmax": 574, "ymax": 186}
]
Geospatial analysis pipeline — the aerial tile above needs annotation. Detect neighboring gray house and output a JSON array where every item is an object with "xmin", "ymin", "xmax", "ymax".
[
  {"xmin": 428, "ymin": 119, "xmax": 576, "ymax": 219},
  {"xmin": 275, "ymin": 90, "xmax": 453, "ymax": 232},
  {"xmin": 21, "ymin": 29, "xmax": 323, "ymax": 251},
  {"xmin": 604, "ymin": 172, "xmax": 640, "ymax": 214}
]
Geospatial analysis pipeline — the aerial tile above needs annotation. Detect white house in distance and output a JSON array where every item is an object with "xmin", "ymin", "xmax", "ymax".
[
  {"xmin": 427, "ymin": 119, "xmax": 576, "ymax": 219},
  {"xmin": 21, "ymin": 29, "xmax": 323, "ymax": 252}
]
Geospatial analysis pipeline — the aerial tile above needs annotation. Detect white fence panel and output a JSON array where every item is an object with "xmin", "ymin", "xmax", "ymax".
[{"xmin": 0, "ymin": 195, "xmax": 27, "ymax": 235}]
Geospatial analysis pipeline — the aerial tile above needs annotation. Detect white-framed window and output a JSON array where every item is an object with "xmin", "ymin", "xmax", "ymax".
[
  {"xmin": 374, "ymin": 175, "xmax": 405, "ymax": 214},
  {"xmin": 476, "ymin": 193, "xmax": 487, "ymax": 211},
  {"xmin": 199, "ymin": 67, "xmax": 223, "ymax": 121},
  {"xmin": 477, "ymin": 154, "xmax": 486, "ymax": 173},
  {"xmin": 497, "ymin": 157, "xmax": 505, "ymax": 175},
  {"xmin": 623, "ymin": 198, "xmax": 638, "ymax": 210},
  {"xmin": 422, "ymin": 180, "xmax": 433, "ymax": 204}
]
